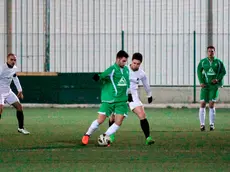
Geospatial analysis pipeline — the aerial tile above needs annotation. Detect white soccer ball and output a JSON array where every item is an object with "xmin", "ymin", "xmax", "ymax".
[{"xmin": 97, "ymin": 134, "xmax": 111, "ymax": 146}]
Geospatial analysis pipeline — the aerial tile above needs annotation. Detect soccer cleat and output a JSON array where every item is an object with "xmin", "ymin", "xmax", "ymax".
[
  {"xmin": 18, "ymin": 128, "xmax": 30, "ymax": 135},
  {"xmin": 82, "ymin": 134, "xmax": 90, "ymax": 145},
  {"xmin": 210, "ymin": 124, "xmax": 215, "ymax": 131},
  {"xmin": 110, "ymin": 134, "xmax": 115, "ymax": 143},
  {"xmin": 146, "ymin": 136, "xmax": 155, "ymax": 145},
  {"xmin": 200, "ymin": 125, "xmax": 205, "ymax": 131}
]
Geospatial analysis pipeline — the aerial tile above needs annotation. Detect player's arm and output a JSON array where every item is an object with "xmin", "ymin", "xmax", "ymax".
[
  {"xmin": 197, "ymin": 60, "xmax": 205, "ymax": 86},
  {"xmin": 92, "ymin": 66, "xmax": 113, "ymax": 82},
  {"xmin": 127, "ymin": 69, "xmax": 130, "ymax": 90},
  {"xmin": 126, "ymin": 69, "xmax": 130, "ymax": 99},
  {"xmin": 98, "ymin": 66, "xmax": 114, "ymax": 81},
  {"xmin": 12, "ymin": 73, "xmax": 23, "ymax": 99},
  {"xmin": 141, "ymin": 74, "xmax": 153, "ymax": 103},
  {"xmin": 216, "ymin": 60, "xmax": 226, "ymax": 82}
]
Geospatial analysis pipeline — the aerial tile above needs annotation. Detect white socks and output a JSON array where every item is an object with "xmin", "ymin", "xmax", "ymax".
[
  {"xmin": 199, "ymin": 108, "xmax": 206, "ymax": 125},
  {"xmin": 209, "ymin": 108, "xmax": 216, "ymax": 125},
  {"xmin": 199, "ymin": 107, "xmax": 216, "ymax": 126},
  {"xmin": 86, "ymin": 120, "xmax": 99, "ymax": 135},
  {"xmin": 85, "ymin": 120, "xmax": 121, "ymax": 136},
  {"xmin": 105, "ymin": 123, "xmax": 120, "ymax": 136}
]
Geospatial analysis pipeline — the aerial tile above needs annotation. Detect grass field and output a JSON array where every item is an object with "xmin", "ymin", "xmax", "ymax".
[{"xmin": 0, "ymin": 108, "xmax": 230, "ymax": 172}]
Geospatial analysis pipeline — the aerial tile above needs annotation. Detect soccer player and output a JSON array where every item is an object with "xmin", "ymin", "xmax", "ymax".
[
  {"xmin": 0, "ymin": 53, "xmax": 30, "ymax": 134},
  {"xmin": 109, "ymin": 53, "xmax": 155, "ymax": 145},
  {"xmin": 197, "ymin": 46, "xmax": 226, "ymax": 131},
  {"xmin": 81, "ymin": 50, "xmax": 130, "ymax": 145}
]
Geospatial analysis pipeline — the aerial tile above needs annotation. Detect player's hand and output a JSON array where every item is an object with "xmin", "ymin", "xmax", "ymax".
[
  {"xmin": 148, "ymin": 96, "xmax": 153, "ymax": 104},
  {"xmin": 17, "ymin": 91, "xmax": 24, "ymax": 100},
  {"xmin": 200, "ymin": 83, "xmax": 206, "ymax": 88},
  {"xmin": 128, "ymin": 94, "xmax": 133, "ymax": 102},
  {"xmin": 92, "ymin": 73, "xmax": 100, "ymax": 82},
  {"xmin": 212, "ymin": 79, "xmax": 218, "ymax": 84}
]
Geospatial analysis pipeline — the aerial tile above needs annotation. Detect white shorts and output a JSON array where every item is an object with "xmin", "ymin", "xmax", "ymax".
[
  {"xmin": 128, "ymin": 91, "xmax": 144, "ymax": 111},
  {"xmin": 129, "ymin": 100, "xmax": 143, "ymax": 111},
  {"xmin": 0, "ymin": 90, "xmax": 19, "ymax": 105}
]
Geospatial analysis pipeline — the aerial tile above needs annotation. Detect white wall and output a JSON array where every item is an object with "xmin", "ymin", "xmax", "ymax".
[
  {"xmin": 0, "ymin": 0, "xmax": 6, "ymax": 64},
  {"xmin": 0, "ymin": 0, "xmax": 229, "ymax": 85},
  {"xmin": 213, "ymin": 0, "xmax": 230, "ymax": 85}
]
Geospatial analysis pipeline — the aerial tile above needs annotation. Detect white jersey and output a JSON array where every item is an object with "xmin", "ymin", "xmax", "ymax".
[
  {"xmin": 128, "ymin": 65, "xmax": 152, "ymax": 103},
  {"xmin": 0, "ymin": 63, "xmax": 22, "ymax": 94}
]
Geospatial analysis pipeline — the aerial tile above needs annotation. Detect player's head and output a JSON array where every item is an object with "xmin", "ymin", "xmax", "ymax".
[
  {"xmin": 116, "ymin": 50, "xmax": 129, "ymax": 68},
  {"xmin": 207, "ymin": 46, "xmax": 215, "ymax": 58},
  {"xmin": 130, "ymin": 53, "xmax": 143, "ymax": 71},
  {"xmin": 7, "ymin": 53, "xmax": 17, "ymax": 67}
]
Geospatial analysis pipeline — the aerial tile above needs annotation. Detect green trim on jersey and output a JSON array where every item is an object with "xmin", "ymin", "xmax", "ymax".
[
  {"xmin": 197, "ymin": 57, "xmax": 226, "ymax": 86},
  {"xmin": 99, "ymin": 63, "xmax": 130, "ymax": 103}
]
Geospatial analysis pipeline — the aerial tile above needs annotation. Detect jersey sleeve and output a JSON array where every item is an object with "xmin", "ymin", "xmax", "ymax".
[
  {"xmin": 125, "ymin": 67, "xmax": 130, "ymax": 96},
  {"xmin": 140, "ymin": 71, "xmax": 152, "ymax": 97},
  {"xmin": 197, "ymin": 60, "xmax": 205, "ymax": 84},
  {"xmin": 12, "ymin": 66, "xmax": 22, "ymax": 92},
  {"xmin": 13, "ymin": 75, "xmax": 22, "ymax": 92},
  {"xmin": 99, "ymin": 66, "xmax": 114, "ymax": 81},
  {"xmin": 217, "ymin": 60, "xmax": 226, "ymax": 82},
  {"xmin": 127, "ymin": 68, "xmax": 130, "ymax": 89}
]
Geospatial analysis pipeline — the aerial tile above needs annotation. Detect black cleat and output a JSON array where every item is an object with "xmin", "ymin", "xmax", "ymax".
[
  {"xmin": 210, "ymin": 125, "xmax": 215, "ymax": 131},
  {"xmin": 200, "ymin": 125, "xmax": 205, "ymax": 131}
]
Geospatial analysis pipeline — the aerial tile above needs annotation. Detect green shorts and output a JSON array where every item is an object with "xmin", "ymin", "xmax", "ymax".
[
  {"xmin": 98, "ymin": 101, "xmax": 128, "ymax": 117},
  {"xmin": 200, "ymin": 85, "xmax": 219, "ymax": 102}
]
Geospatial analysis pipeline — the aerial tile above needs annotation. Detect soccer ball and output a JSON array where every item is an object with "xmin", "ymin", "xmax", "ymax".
[{"xmin": 97, "ymin": 134, "xmax": 111, "ymax": 146}]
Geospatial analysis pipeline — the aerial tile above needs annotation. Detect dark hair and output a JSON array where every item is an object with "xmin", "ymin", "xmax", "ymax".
[
  {"xmin": 116, "ymin": 50, "xmax": 129, "ymax": 59},
  {"xmin": 132, "ymin": 53, "xmax": 143, "ymax": 63},
  {"xmin": 207, "ymin": 46, "xmax": 215, "ymax": 51},
  {"xmin": 7, "ymin": 53, "xmax": 16, "ymax": 58}
]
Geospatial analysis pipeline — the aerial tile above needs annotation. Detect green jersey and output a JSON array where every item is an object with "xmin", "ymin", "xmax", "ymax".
[
  {"xmin": 197, "ymin": 57, "xmax": 226, "ymax": 86},
  {"xmin": 99, "ymin": 63, "xmax": 130, "ymax": 103}
]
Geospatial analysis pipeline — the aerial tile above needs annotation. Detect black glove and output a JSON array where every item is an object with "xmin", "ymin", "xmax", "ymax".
[
  {"xmin": 92, "ymin": 73, "xmax": 100, "ymax": 82},
  {"xmin": 128, "ymin": 94, "xmax": 133, "ymax": 102},
  {"xmin": 148, "ymin": 96, "xmax": 153, "ymax": 104}
]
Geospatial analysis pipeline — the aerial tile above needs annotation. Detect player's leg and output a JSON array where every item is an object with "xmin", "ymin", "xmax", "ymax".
[
  {"xmin": 82, "ymin": 113, "xmax": 107, "ymax": 145},
  {"xmin": 108, "ymin": 114, "xmax": 116, "ymax": 142},
  {"xmin": 6, "ymin": 91, "xmax": 30, "ymax": 135},
  {"xmin": 199, "ymin": 87, "xmax": 208, "ymax": 131},
  {"xmin": 82, "ymin": 102, "xmax": 112, "ymax": 145},
  {"xmin": 131, "ymin": 104, "xmax": 154, "ymax": 145},
  {"xmin": 104, "ymin": 102, "xmax": 127, "ymax": 138},
  {"xmin": 0, "ymin": 105, "xmax": 3, "ymax": 120},
  {"xmin": 208, "ymin": 86, "xmax": 219, "ymax": 131},
  {"xmin": 0, "ymin": 94, "xmax": 5, "ymax": 119},
  {"xmin": 109, "ymin": 114, "xmax": 115, "ymax": 127},
  {"xmin": 104, "ymin": 115, "xmax": 125, "ymax": 137}
]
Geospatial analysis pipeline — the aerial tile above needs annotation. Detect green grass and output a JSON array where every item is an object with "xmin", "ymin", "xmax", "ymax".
[{"xmin": 0, "ymin": 108, "xmax": 230, "ymax": 172}]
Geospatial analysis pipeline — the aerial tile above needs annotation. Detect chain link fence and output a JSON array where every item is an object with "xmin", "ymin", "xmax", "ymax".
[{"xmin": 1, "ymin": 0, "xmax": 229, "ymax": 85}]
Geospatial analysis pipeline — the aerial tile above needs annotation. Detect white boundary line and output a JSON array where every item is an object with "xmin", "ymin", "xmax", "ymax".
[
  {"xmin": 4, "ymin": 103, "xmax": 230, "ymax": 108},
  {"xmin": 0, "ymin": 148, "xmax": 228, "ymax": 153}
]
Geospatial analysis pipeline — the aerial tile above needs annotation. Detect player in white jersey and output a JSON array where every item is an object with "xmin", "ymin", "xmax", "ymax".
[
  {"xmin": 0, "ymin": 53, "xmax": 30, "ymax": 134},
  {"xmin": 109, "ymin": 53, "xmax": 154, "ymax": 145}
]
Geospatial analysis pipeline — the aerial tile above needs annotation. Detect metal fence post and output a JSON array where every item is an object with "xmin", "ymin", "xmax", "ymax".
[
  {"xmin": 207, "ymin": 0, "xmax": 213, "ymax": 46},
  {"xmin": 44, "ymin": 0, "xmax": 50, "ymax": 72},
  {"xmin": 6, "ymin": 0, "xmax": 12, "ymax": 54},
  {"xmin": 121, "ymin": 0, "xmax": 124, "ymax": 50},
  {"xmin": 193, "ymin": 31, "xmax": 196, "ymax": 103}
]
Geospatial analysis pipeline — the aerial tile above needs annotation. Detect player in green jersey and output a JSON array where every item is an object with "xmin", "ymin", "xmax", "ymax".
[
  {"xmin": 108, "ymin": 53, "xmax": 155, "ymax": 145},
  {"xmin": 197, "ymin": 46, "xmax": 226, "ymax": 131},
  {"xmin": 82, "ymin": 50, "xmax": 130, "ymax": 145}
]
